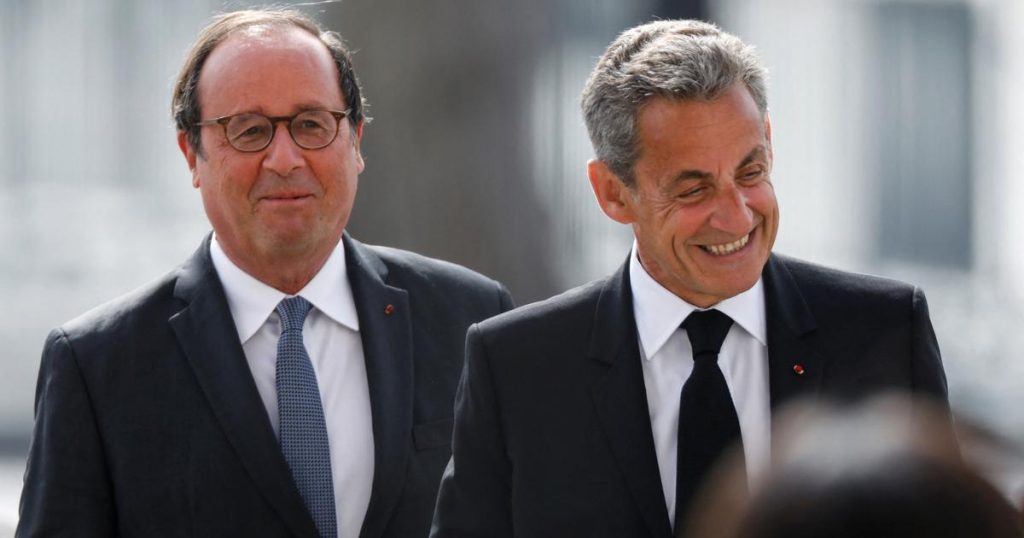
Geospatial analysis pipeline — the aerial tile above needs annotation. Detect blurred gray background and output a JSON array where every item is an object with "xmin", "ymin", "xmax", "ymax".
[{"xmin": 3, "ymin": 0, "xmax": 1024, "ymax": 532}]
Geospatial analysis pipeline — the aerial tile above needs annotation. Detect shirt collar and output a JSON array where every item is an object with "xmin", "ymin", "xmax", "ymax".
[
  {"xmin": 629, "ymin": 241, "xmax": 767, "ymax": 360},
  {"xmin": 210, "ymin": 234, "xmax": 360, "ymax": 345}
]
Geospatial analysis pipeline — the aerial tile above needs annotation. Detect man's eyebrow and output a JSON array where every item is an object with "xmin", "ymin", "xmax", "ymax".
[
  {"xmin": 296, "ymin": 102, "xmax": 338, "ymax": 112},
  {"xmin": 667, "ymin": 145, "xmax": 765, "ymax": 183},
  {"xmin": 669, "ymin": 169, "xmax": 714, "ymax": 186},
  {"xmin": 736, "ymin": 145, "xmax": 768, "ymax": 170},
  {"xmin": 664, "ymin": 145, "xmax": 768, "ymax": 188}
]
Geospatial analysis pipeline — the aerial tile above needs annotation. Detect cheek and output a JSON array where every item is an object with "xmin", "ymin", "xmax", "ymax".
[
  {"xmin": 665, "ymin": 208, "xmax": 706, "ymax": 242},
  {"xmin": 655, "ymin": 217, "xmax": 695, "ymax": 264},
  {"xmin": 204, "ymin": 169, "xmax": 258, "ymax": 218},
  {"xmin": 320, "ymin": 168, "xmax": 352, "ymax": 199},
  {"xmin": 748, "ymin": 184, "xmax": 778, "ymax": 214}
]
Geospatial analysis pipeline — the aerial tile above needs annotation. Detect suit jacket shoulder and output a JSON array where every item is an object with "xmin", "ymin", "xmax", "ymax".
[
  {"xmin": 769, "ymin": 253, "xmax": 929, "ymax": 343},
  {"xmin": 348, "ymin": 241, "xmax": 514, "ymax": 340},
  {"xmin": 476, "ymin": 277, "xmax": 605, "ymax": 340},
  {"xmin": 765, "ymin": 253, "xmax": 946, "ymax": 405},
  {"xmin": 55, "ymin": 267, "xmax": 183, "ymax": 354},
  {"xmin": 774, "ymin": 253, "xmax": 918, "ymax": 299},
  {"xmin": 362, "ymin": 242, "xmax": 511, "ymax": 308}
]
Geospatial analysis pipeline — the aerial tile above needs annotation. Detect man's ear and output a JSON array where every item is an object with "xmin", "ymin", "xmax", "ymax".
[
  {"xmin": 177, "ymin": 131, "xmax": 200, "ymax": 188},
  {"xmin": 588, "ymin": 159, "xmax": 636, "ymax": 225},
  {"xmin": 352, "ymin": 120, "xmax": 365, "ymax": 174}
]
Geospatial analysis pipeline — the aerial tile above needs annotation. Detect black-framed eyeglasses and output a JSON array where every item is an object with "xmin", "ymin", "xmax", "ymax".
[{"xmin": 194, "ymin": 109, "xmax": 352, "ymax": 152}]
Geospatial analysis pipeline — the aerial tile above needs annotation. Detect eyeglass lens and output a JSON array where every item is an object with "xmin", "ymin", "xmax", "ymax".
[{"xmin": 225, "ymin": 110, "xmax": 339, "ymax": 151}]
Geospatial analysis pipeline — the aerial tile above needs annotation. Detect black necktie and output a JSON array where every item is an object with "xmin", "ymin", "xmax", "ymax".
[{"xmin": 675, "ymin": 309, "xmax": 745, "ymax": 535}]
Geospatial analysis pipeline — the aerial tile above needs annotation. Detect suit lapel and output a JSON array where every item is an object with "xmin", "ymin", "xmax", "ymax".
[
  {"xmin": 344, "ymin": 235, "xmax": 414, "ymax": 538},
  {"xmin": 585, "ymin": 253, "xmax": 822, "ymax": 537},
  {"xmin": 169, "ymin": 235, "xmax": 319, "ymax": 537},
  {"xmin": 589, "ymin": 261, "xmax": 674, "ymax": 538},
  {"xmin": 762, "ymin": 254, "xmax": 825, "ymax": 410}
]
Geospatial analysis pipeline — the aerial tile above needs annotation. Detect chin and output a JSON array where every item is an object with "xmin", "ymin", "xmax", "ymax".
[
  {"xmin": 723, "ymin": 275, "xmax": 761, "ymax": 297},
  {"xmin": 258, "ymin": 232, "xmax": 317, "ymax": 254}
]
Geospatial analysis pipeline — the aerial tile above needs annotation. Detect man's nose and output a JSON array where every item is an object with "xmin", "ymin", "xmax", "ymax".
[
  {"xmin": 261, "ymin": 123, "xmax": 305, "ymax": 176},
  {"xmin": 709, "ymin": 182, "xmax": 754, "ymax": 234}
]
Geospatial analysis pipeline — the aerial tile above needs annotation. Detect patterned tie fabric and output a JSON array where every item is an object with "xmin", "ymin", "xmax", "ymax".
[
  {"xmin": 675, "ymin": 309, "xmax": 745, "ymax": 535},
  {"xmin": 276, "ymin": 296, "xmax": 337, "ymax": 538}
]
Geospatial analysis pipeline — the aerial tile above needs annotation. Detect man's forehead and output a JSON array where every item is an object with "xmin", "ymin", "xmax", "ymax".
[
  {"xmin": 638, "ymin": 87, "xmax": 763, "ymax": 131},
  {"xmin": 197, "ymin": 24, "xmax": 341, "ymax": 114},
  {"xmin": 637, "ymin": 92, "xmax": 765, "ymax": 153},
  {"xmin": 233, "ymin": 22, "xmax": 288, "ymax": 41},
  {"xmin": 210, "ymin": 24, "xmax": 328, "ymax": 62},
  {"xmin": 657, "ymin": 144, "xmax": 768, "ymax": 188}
]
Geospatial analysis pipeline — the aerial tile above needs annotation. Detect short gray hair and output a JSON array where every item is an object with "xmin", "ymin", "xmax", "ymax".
[
  {"xmin": 172, "ymin": 8, "xmax": 368, "ymax": 157},
  {"xmin": 581, "ymin": 20, "xmax": 768, "ymax": 185}
]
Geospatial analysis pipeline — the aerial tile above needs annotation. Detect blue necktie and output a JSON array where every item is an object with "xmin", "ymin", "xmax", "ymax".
[{"xmin": 276, "ymin": 297, "xmax": 337, "ymax": 538}]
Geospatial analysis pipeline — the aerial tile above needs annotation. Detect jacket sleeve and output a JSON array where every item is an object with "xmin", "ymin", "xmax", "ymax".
[
  {"xmin": 497, "ymin": 283, "xmax": 515, "ymax": 315},
  {"xmin": 430, "ymin": 323, "xmax": 513, "ymax": 538},
  {"xmin": 909, "ymin": 287, "xmax": 950, "ymax": 406},
  {"xmin": 17, "ymin": 329, "xmax": 116, "ymax": 538}
]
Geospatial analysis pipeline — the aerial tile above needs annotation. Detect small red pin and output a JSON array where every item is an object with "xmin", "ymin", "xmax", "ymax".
[
  {"xmin": 384, "ymin": 304, "xmax": 395, "ymax": 315},
  {"xmin": 792, "ymin": 364, "xmax": 805, "ymax": 375}
]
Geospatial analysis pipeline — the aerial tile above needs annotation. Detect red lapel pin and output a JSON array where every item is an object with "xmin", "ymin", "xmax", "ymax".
[
  {"xmin": 384, "ymin": 304, "xmax": 395, "ymax": 316},
  {"xmin": 792, "ymin": 364, "xmax": 805, "ymax": 375}
]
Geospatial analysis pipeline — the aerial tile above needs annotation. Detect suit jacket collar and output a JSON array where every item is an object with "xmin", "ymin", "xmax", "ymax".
[
  {"xmin": 170, "ymin": 234, "xmax": 320, "ymax": 537},
  {"xmin": 628, "ymin": 245, "xmax": 768, "ymax": 358},
  {"xmin": 588, "ymin": 252, "xmax": 823, "ymax": 391},
  {"xmin": 588, "ymin": 259, "xmax": 675, "ymax": 538},
  {"xmin": 761, "ymin": 253, "xmax": 824, "ymax": 410},
  {"xmin": 170, "ymin": 233, "xmax": 416, "ymax": 538},
  {"xmin": 586, "ymin": 253, "xmax": 824, "ymax": 538},
  {"xmin": 208, "ymin": 234, "xmax": 360, "ymax": 344},
  {"xmin": 342, "ymin": 233, "xmax": 416, "ymax": 538}
]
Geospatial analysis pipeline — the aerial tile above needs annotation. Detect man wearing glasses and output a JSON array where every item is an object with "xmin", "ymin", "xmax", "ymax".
[{"xmin": 18, "ymin": 8, "xmax": 511, "ymax": 538}]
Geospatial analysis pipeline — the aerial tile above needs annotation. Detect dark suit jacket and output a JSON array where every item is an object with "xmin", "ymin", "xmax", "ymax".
[
  {"xmin": 18, "ymin": 233, "xmax": 513, "ymax": 538},
  {"xmin": 430, "ymin": 253, "xmax": 948, "ymax": 538}
]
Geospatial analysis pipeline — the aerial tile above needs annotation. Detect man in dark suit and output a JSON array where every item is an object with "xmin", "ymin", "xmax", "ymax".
[
  {"xmin": 18, "ymin": 8, "xmax": 511, "ymax": 538},
  {"xmin": 431, "ymin": 20, "xmax": 948, "ymax": 538}
]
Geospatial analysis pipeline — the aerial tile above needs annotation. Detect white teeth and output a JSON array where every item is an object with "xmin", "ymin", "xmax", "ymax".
[{"xmin": 701, "ymin": 234, "xmax": 750, "ymax": 256}]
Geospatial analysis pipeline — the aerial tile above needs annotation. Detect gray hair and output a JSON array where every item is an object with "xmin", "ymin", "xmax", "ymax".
[
  {"xmin": 172, "ymin": 7, "xmax": 368, "ymax": 157},
  {"xmin": 581, "ymin": 20, "xmax": 768, "ymax": 185}
]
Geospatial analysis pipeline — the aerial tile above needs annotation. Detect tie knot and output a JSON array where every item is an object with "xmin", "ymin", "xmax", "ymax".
[
  {"xmin": 276, "ymin": 296, "xmax": 313, "ymax": 332},
  {"xmin": 682, "ymin": 309, "xmax": 734, "ymax": 359}
]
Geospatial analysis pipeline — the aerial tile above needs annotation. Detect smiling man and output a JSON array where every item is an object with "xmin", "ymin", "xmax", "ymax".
[
  {"xmin": 431, "ymin": 20, "xmax": 948, "ymax": 538},
  {"xmin": 18, "ymin": 9, "xmax": 511, "ymax": 538}
]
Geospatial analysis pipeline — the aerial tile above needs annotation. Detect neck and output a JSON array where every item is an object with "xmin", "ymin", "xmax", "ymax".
[
  {"xmin": 218, "ymin": 239, "xmax": 337, "ymax": 295},
  {"xmin": 257, "ymin": 263, "xmax": 325, "ymax": 295},
  {"xmin": 635, "ymin": 248, "xmax": 719, "ymax": 309}
]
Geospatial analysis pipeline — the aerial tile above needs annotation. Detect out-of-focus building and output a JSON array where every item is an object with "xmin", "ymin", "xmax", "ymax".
[{"xmin": 713, "ymin": 0, "xmax": 1024, "ymax": 500}]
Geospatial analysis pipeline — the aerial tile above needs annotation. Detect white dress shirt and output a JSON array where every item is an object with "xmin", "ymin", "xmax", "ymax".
[
  {"xmin": 211, "ymin": 236, "xmax": 373, "ymax": 538},
  {"xmin": 629, "ymin": 244, "xmax": 771, "ymax": 526}
]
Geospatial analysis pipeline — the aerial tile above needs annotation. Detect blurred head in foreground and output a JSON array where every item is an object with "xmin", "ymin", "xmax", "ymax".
[{"xmin": 688, "ymin": 395, "xmax": 1022, "ymax": 538}]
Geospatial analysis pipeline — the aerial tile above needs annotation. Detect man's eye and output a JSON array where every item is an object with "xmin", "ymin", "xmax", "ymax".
[
  {"xmin": 679, "ymin": 187, "xmax": 705, "ymax": 199},
  {"xmin": 241, "ymin": 126, "xmax": 266, "ymax": 137},
  {"xmin": 294, "ymin": 113, "xmax": 332, "ymax": 133},
  {"xmin": 740, "ymin": 169, "xmax": 765, "ymax": 181},
  {"xmin": 228, "ymin": 121, "xmax": 269, "ymax": 141},
  {"xmin": 298, "ymin": 119, "xmax": 327, "ymax": 130}
]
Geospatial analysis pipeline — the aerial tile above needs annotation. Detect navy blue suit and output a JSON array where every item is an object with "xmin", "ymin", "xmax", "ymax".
[{"xmin": 19, "ymin": 233, "xmax": 513, "ymax": 537}]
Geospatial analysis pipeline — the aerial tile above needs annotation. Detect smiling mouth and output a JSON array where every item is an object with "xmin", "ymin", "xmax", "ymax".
[
  {"xmin": 263, "ymin": 194, "xmax": 312, "ymax": 202},
  {"xmin": 699, "ymin": 233, "xmax": 750, "ymax": 256}
]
